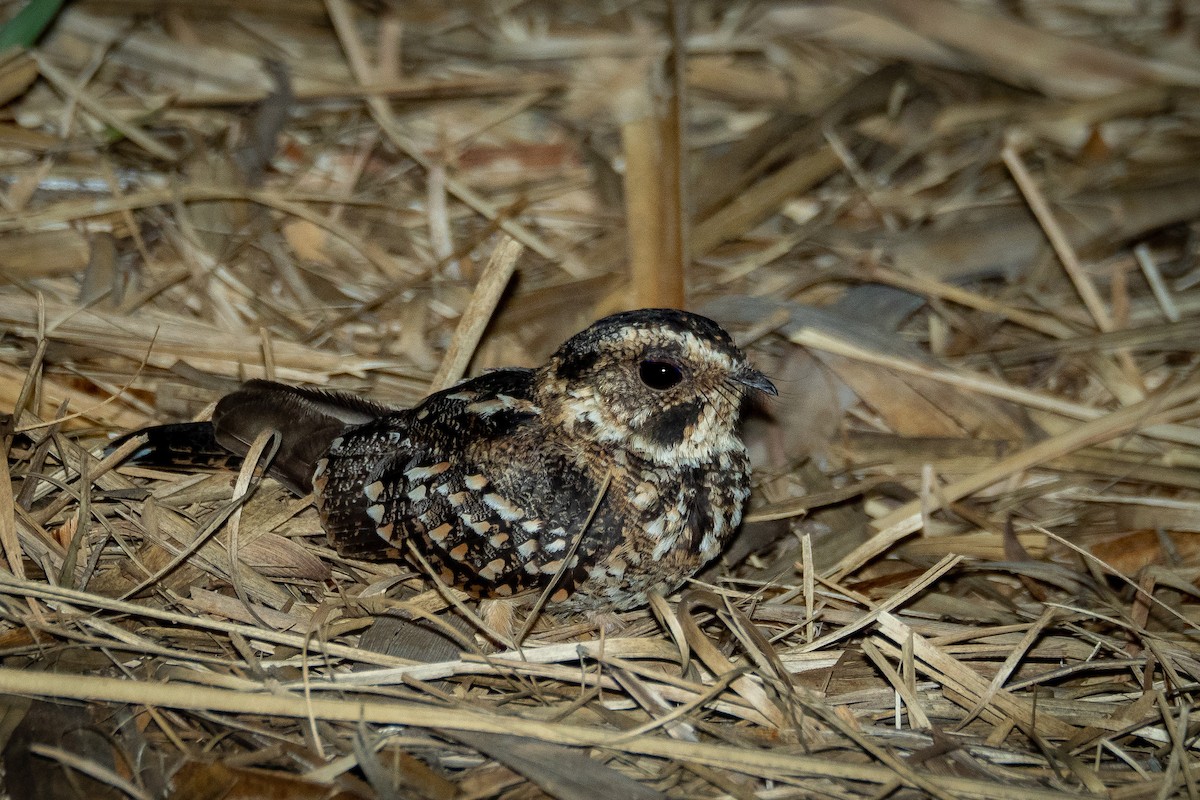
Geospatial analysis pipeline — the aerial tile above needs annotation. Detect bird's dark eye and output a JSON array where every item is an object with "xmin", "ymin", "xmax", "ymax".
[{"xmin": 639, "ymin": 360, "xmax": 683, "ymax": 391}]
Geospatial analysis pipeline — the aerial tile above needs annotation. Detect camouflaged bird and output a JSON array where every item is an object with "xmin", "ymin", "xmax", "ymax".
[{"xmin": 126, "ymin": 309, "xmax": 775, "ymax": 611}]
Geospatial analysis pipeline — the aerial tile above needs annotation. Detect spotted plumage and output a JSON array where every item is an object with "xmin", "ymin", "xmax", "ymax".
[{"xmin": 125, "ymin": 309, "xmax": 775, "ymax": 611}]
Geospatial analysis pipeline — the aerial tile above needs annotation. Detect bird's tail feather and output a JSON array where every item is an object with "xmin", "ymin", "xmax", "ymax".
[
  {"xmin": 118, "ymin": 379, "xmax": 391, "ymax": 495},
  {"xmin": 112, "ymin": 421, "xmax": 235, "ymax": 471}
]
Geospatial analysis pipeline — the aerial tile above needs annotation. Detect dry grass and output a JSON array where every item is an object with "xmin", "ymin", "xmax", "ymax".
[{"xmin": 1, "ymin": 1, "xmax": 1200, "ymax": 798}]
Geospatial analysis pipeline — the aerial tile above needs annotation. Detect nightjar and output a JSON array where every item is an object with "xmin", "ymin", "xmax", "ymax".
[{"xmin": 125, "ymin": 309, "xmax": 775, "ymax": 611}]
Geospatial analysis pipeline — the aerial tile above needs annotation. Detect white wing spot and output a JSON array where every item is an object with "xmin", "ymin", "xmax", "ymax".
[
  {"xmin": 479, "ymin": 558, "xmax": 507, "ymax": 581},
  {"xmin": 484, "ymin": 493, "xmax": 523, "ymax": 521},
  {"xmin": 465, "ymin": 398, "xmax": 504, "ymax": 416},
  {"xmin": 364, "ymin": 481, "xmax": 385, "ymax": 502},
  {"xmin": 405, "ymin": 463, "xmax": 449, "ymax": 481},
  {"xmin": 465, "ymin": 393, "xmax": 535, "ymax": 417}
]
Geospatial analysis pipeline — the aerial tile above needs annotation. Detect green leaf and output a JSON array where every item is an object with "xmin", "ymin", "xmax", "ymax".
[{"xmin": 0, "ymin": 0, "xmax": 66, "ymax": 52}]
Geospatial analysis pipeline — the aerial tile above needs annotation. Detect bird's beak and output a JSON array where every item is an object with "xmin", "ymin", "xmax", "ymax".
[{"xmin": 734, "ymin": 366, "xmax": 777, "ymax": 396}]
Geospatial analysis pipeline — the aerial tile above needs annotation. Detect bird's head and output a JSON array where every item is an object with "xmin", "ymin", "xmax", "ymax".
[{"xmin": 538, "ymin": 308, "xmax": 775, "ymax": 464}]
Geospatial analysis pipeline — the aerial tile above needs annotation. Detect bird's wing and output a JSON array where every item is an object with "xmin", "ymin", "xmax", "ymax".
[{"xmin": 314, "ymin": 369, "xmax": 581, "ymax": 597}]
